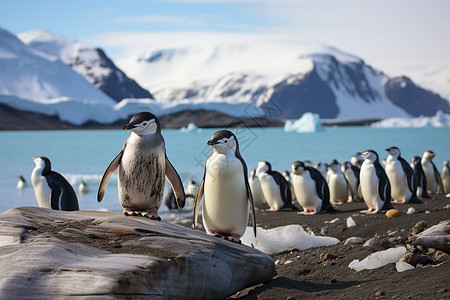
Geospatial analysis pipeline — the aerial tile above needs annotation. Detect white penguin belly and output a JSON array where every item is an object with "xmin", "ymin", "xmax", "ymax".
[
  {"xmin": 292, "ymin": 174, "xmax": 321, "ymax": 211},
  {"xmin": 360, "ymin": 164, "xmax": 383, "ymax": 209},
  {"xmin": 328, "ymin": 174, "xmax": 348, "ymax": 201},
  {"xmin": 442, "ymin": 169, "xmax": 450, "ymax": 194},
  {"xmin": 386, "ymin": 161, "xmax": 410, "ymax": 201},
  {"xmin": 258, "ymin": 173, "xmax": 284, "ymax": 210},
  {"xmin": 422, "ymin": 161, "xmax": 437, "ymax": 193},
  {"xmin": 203, "ymin": 153, "xmax": 248, "ymax": 236},
  {"xmin": 31, "ymin": 172, "xmax": 52, "ymax": 209},
  {"xmin": 249, "ymin": 178, "xmax": 263, "ymax": 208},
  {"xmin": 119, "ymin": 141, "xmax": 166, "ymax": 211}
]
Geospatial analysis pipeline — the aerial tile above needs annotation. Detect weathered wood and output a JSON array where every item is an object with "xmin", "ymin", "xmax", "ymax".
[{"xmin": 0, "ymin": 207, "xmax": 275, "ymax": 299}]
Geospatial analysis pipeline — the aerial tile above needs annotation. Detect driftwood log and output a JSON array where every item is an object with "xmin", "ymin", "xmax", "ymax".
[{"xmin": 0, "ymin": 207, "xmax": 275, "ymax": 299}]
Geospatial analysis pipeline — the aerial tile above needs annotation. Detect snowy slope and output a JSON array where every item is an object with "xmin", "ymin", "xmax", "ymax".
[
  {"xmin": 0, "ymin": 27, "xmax": 115, "ymax": 106},
  {"xmin": 118, "ymin": 41, "xmax": 449, "ymax": 120},
  {"xmin": 18, "ymin": 30, "xmax": 153, "ymax": 102}
]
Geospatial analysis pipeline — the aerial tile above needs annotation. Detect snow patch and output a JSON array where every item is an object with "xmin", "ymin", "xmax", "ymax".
[
  {"xmin": 348, "ymin": 246, "xmax": 406, "ymax": 271},
  {"xmin": 241, "ymin": 225, "xmax": 339, "ymax": 254}
]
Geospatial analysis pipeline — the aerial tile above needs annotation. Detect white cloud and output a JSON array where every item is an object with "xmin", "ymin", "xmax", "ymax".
[{"xmin": 117, "ymin": 14, "xmax": 204, "ymax": 26}]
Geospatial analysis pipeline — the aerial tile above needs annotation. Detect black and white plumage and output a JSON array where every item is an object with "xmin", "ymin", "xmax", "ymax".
[
  {"xmin": 193, "ymin": 130, "xmax": 256, "ymax": 243},
  {"xmin": 291, "ymin": 161, "xmax": 335, "ymax": 214},
  {"xmin": 256, "ymin": 161, "xmax": 298, "ymax": 211},
  {"xmin": 411, "ymin": 156, "xmax": 429, "ymax": 198},
  {"xmin": 385, "ymin": 146, "xmax": 421, "ymax": 203},
  {"xmin": 326, "ymin": 160, "xmax": 349, "ymax": 203},
  {"xmin": 421, "ymin": 150, "xmax": 444, "ymax": 195},
  {"xmin": 97, "ymin": 112, "xmax": 185, "ymax": 220},
  {"xmin": 357, "ymin": 150, "xmax": 394, "ymax": 214},
  {"xmin": 341, "ymin": 161, "xmax": 360, "ymax": 202},
  {"xmin": 31, "ymin": 156, "xmax": 79, "ymax": 211},
  {"xmin": 17, "ymin": 175, "xmax": 27, "ymax": 189},
  {"xmin": 185, "ymin": 179, "xmax": 198, "ymax": 205},
  {"xmin": 442, "ymin": 161, "xmax": 450, "ymax": 195}
]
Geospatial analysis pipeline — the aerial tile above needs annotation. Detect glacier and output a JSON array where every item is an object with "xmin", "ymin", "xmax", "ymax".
[{"xmin": 371, "ymin": 111, "xmax": 450, "ymax": 128}]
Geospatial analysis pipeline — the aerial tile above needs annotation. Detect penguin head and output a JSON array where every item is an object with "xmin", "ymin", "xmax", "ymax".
[
  {"xmin": 342, "ymin": 161, "xmax": 352, "ymax": 172},
  {"xmin": 422, "ymin": 150, "xmax": 435, "ymax": 160},
  {"xmin": 357, "ymin": 150, "xmax": 379, "ymax": 163},
  {"xmin": 207, "ymin": 130, "xmax": 238, "ymax": 154},
  {"xmin": 328, "ymin": 159, "xmax": 340, "ymax": 173},
  {"xmin": 292, "ymin": 161, "xmax": 305, "ymax": 175},
  {"xmin": 32, "ymin": 157, "xmax": 51, "ymax": 175},
  {"xmin": 256, "ymin": 161, "xmax": 271, "ymax": 174},
  {"xmin": 412, "ymin": 155, "xmax": 421, "ymax": 165},
  {"xmin": 386, "ymin": 146, "xmax": 401, "ymax": 158},
  {"xmin": 123, "ymin": 112, "xmax": 160, "ymax": 136}
]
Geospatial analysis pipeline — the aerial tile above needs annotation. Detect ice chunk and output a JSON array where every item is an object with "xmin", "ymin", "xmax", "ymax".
[
  {"xmin": 406, "ymin": 207, "xmax": 416, "ymax": 215},
  {"xmin": 396, "ymin": 261, "xmax": 415, "ymax": 272},
  {"xmin": 284, "ymin": 112, "xmax": 324, "ymax": 133},
  {"xmin": 346, "ymin": 216, "xmax": 357, "ymax": 227},
  {"xmin": 181, "ymin": 122, "xmax": 199, "ymax": 132},
  {"xmin": 348, "ymin": 246, "xmax": 406, "ymax": 271},
  {"xmin": 371, "ymin": 111, "xmax": 450, "ymax": 128},
  {"xmin": 241, "ymin": 224, "xmax": 339, "ymax": 254}
]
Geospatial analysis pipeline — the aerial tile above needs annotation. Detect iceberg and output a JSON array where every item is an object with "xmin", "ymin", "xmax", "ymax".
[
  {"xmin": 241, "ymin": 224, "xmax": 339, "ymax": 254},
  {"xmin": 284, "ymin": 112, "xmax": 324, "ymax": 133},
  {"xmin": 181, "ymin": 122, "xmax": 199, "ymax": 132},
  {"xmin": 371, "ymin": 111, "xmax": 450, "ymax": 128}
]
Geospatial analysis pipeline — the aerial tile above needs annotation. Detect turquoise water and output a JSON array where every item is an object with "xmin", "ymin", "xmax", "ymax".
[{"xmin": 1, "ymin": 127, "xmax": 449, "ymax": 218}]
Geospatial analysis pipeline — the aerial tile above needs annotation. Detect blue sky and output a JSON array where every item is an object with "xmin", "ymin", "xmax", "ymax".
[{"xmin": 2, "ymin": 0, "xmax": 450, "ymax": 77}]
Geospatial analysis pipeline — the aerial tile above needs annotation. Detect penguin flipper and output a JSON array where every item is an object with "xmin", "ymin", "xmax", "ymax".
[
  {"xmin": 47, "ymin": 172, "xmax": 79, "ymax": 211},
  {"xmin": 47, "ymin": 180, "xmax": 61, "ymax": 210},
  {"xmin": 193, "ymin": 176, "xmax": 205, "ymax": 227},
  {"xmin": 432, "ymin": 162, "xmax": 444, "ymax": 194},
  {"xmin": 375, "ymin": 163, "xmax": 393, "ymax": 210},
  {"xmin": 165, "ymin": 156, "xmax": 186, "ymax": 209},
  {"xmin": 97, "ymin": 150, "xmax": 123, "ymax": 202},
  {"xmin": 399, "ymin": 157, "xmax": 420, "ymax": 202},
  {"xmin": 245, "ymin": 179, "xmax": 257, "ymax": 237}
]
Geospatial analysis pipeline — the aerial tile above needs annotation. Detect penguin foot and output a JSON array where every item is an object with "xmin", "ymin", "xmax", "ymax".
[
  {"xmin": 144, "ymin": 214, "xmax": 161, "ymax": 221},
  {"xmin": 124, "ymin": 211, "xmax": 141, "ymax": 217},
  {"xmin": 360, "ymin": 208, "xmax": 379, "ymax": 214},
  {"xmin": 224, "ymin": 235, "xmax": 242, "ymax": 244},
  {"xmin": 298, "ymin": 209, "xmax": 317, "ymax": 215}
]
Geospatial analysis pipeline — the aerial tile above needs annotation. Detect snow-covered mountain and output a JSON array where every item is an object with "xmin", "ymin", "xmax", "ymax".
[
  {"xmin": 18, "ymin": 30, "xmax": 153, "ymax": 102},
  {"xmin": 0, "ymin": 27, "xmax": 114, "ymax": 106},
  {"xmin": 118, "ymin": 42, "xmax": 450, "ymax": 120}
]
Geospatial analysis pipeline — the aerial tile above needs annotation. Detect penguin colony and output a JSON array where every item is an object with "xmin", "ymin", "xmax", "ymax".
[{"xmin": 27, "ymin": 111, "xmax": 448, "ymax": 244}]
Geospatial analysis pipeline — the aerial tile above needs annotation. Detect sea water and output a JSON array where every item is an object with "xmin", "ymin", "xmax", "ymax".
[{"xmin": 0, "ymin": 126, "xmax": 449, "ymax": 219}]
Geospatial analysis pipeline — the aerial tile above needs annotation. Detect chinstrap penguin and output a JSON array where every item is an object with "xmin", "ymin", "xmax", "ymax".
[
  {"xmin": 385, "ymin": 146, "xmax": 421, "ymax": 203},
  {"xmin": 411, "ymin": 156, "xmax": 429, "ymax": 198},
  {"xmin": 421, "ymin": 150, "xmax": 444, "ymax": 194},
  {"xmin": 326, "ymin": 160, "xmax": 350, "ymax": 204},
  {"xmin": 193, "ymin": 130, "xmax": 256, "ymax": 243},
  {"xmin": 357, "ymin": 150, "xmax": 394, "ymax": 214},
  {"xmin": 31, "ymin": 157, "xmax": 79, "ymax": 211},
  {"xmin": 17, "ymin": 175, "xmax": 27, "ymax": 189},
  {"xmin": 249, "ymin": 169, "xmax": 266, "ymax": 209},
  {"xmin": 341, "ymin": 161, "xmax": 360, "ymax": 202},
  {"xmin": 256, "ymin": 161, "xmax": 298, "ymax": 211},
  {"xmin": 185, "ymin": 179, "xmax": 198, "ymax": 205},
  {"xmin": 97, "ymin": 112, "xmax": 185, "ymax": 220},
  {"xmin": 291, "ymin": 161, "xmax": 335, "ymax": 215},
  {"xmin": 442, "ymin": 160, "xmax": 450, "ymax": 194}
]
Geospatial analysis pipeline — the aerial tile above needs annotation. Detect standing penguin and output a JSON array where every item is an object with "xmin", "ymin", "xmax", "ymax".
[
  {"xmin": 97, "ymin": 112, "xmax": 185, "ymax": 220},
  {"xmin": 249, "ymin": 169, "xmax": 265, "ymax": 209},
  {"xmin": 193, "ymin": 130, "xmax": 256, "ymax": 243},
  {"xmin": 256, "ymin": 161, "xmax": 298, "ymax": 211},
  {"xmin": 411, "ymin": 156, "xmax": 429, "ymax": 198},
  {"xmin": 314, "ymin": 162, "xmax": 327, "ymax": 178},
  {"xmin": 291, "ymin": 161, "xmax": 335, "ymax": 214},
  {"xmin": 442, "ymin": 161, "xmax": 450, "ymax": 194},
  {"xmin": 17, "ymin": 175, "xmax": 27, "ymax": 189},
  {"xmin": 78, "ymin": 180, "xmax": 89, "ymax": 194},
  {"xmin": 31, "ymin": 157, "xmax": 79, "ymax": 211},
  {"xmin": 357, "ymin": 150, "xmax": 394, "ymax": 214},
  {"xmin": 341, "ymin": 161, "xmax": 359, "ymax": 202},
  {"xmin": 185, "ymin": 179, "xmax": 198, "ymax": 206},
  {"xmin": 421, "ymin": 150, "xmax": 444, "ymax": 194},
  {"xmin": 326, "ymin": 160, "xmax": 350, "ymax": 203},
  {"xmin": 385, "ymin": 147, "xmax": 421, "ymax": 203}
]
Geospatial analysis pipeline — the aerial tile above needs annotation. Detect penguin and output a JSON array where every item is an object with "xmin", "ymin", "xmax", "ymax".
[
  {"xmin": 326, "ymin": 160, "xmax": 350, "ymax": 203},
  {"xmin": 282, "ymin": 170, "xmax": 291, "ymax": 183},
  {"xmin": 16, "ymin": 175, "xmax": 27, "ymax": 189},
  {"xmin": 351, "ymin": 155, "xmax": 363, "ymax": 170},
  {"xmin": 442, "ymin": 160, "xmax": 450, "ymax": 194},
  {"xmin": 314, "ymin": 162, "xmax": 327, "ymax": 178},
  {"xmin": 249, "ymin": 169, "xmax": 266, "ymax": 209},
  {"xmin": 78, "ymin": 180, "xmax": 89, "ymax": 194},
  {"xmin": 341, "ymin": 161, "xmax": 359, "ymax": 201},
  {"xmin": 357, "ymin": 150, "xmax": 394, "ymax": 214},
  {"xmin": 164, "ymin": 188, "xmax": 178, "ymax": 210},
  {"xmin": 255, "ymin": 161, "xmax": 298, "ymax": 211},
  {"xmin": 193, "ymin": 130, "xmax": 256, "ymax": 243},
  {"xmin": 421, "ymin": 150, "xmax": 444, "ymax": 194},
  {"xmin": 31, "ymin": 156, "xmax": 79, "ymax": 211},
  {"xmin": 385, "ymin": 146, "xmax": 421, "ymax": 203},
  {"xmin": 185, "ymin": 179, "xmax": 198, "ymax": 206},
  {"xmin": 291, "ymin": 161, "xmax": 335, "ymax": 214},
  {"xmin": 411, "ymin": 156, "xmax": 429, "ymax": 198},
  {"xmin": 97, "ymin": 112, "xmax": 185, "ymax": 220}
]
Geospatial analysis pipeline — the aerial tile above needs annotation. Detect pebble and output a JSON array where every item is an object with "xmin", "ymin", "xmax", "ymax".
[
  {"xmin": 346, "ymin": 216, "xmax": 357, "ymax": 227},
  {"xmin": 406, "ymin": 207, "xmax": 416, "ymax": 215},
  {"xmin": 344, "ymin": 237, "xmax": 365, "ymax": 245},
  {"xmin": 411, "ymin": 220, "xmax": 427, "ymax": 235},
  {"xmin": 386, "ymin": 209, "xmax": 400, "ymax": 218}
]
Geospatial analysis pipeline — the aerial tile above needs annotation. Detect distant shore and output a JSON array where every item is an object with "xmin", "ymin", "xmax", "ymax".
[{"xmin": 0, "ymin": 103, "xmax": 381, "ymax": 131}]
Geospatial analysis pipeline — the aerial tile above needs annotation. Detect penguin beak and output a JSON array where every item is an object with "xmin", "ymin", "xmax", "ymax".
[
  {"xmin": 207, "ymin": 139, "xmax": 219, "ymax": 146},
  {"xmin": 356, "ymin": 152, "xmax": 362, "ymax": 156},
  {"xmin": 123, "ymin": 123, "xmax": 137, "ymax": 130}
]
